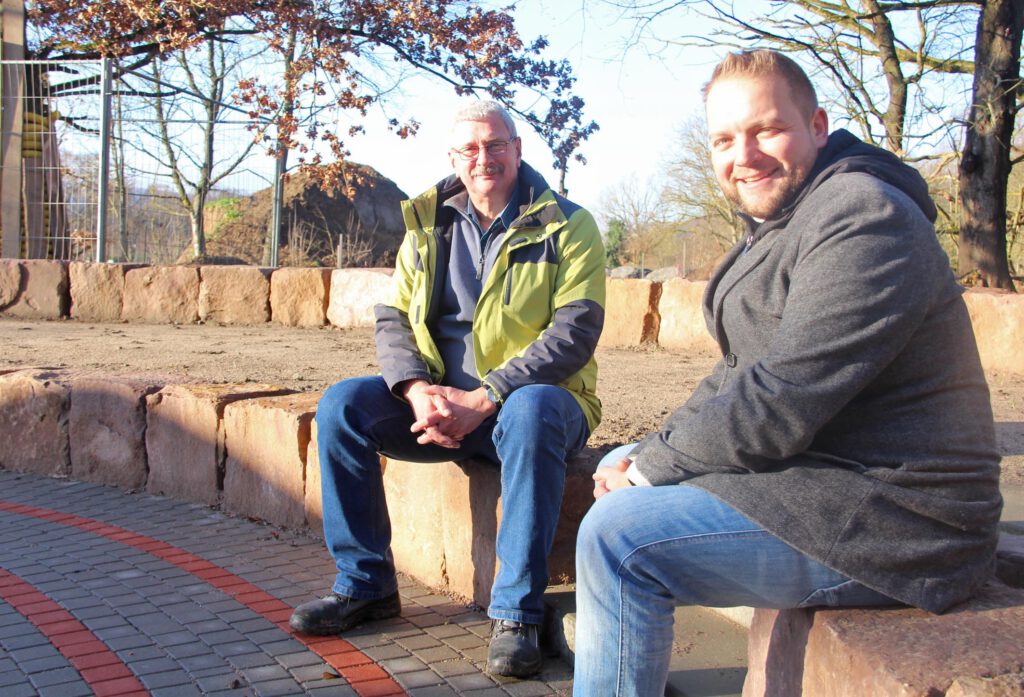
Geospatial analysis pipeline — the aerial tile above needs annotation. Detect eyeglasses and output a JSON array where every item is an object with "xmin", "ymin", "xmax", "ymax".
[{"xmin": 451, "ymin": 139, "xmax": 515, "ymax": 161}]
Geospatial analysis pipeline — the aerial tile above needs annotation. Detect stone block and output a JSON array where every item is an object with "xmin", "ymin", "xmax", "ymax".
[
  {"xmin": 599, "ymin": 278, "xmax": 661, "ymax": 347},
  {"xmin": 69, "ymin": 375, "xmax": 163, "ymax": 489},
  {"xmin": 0, "ymin": 260, "xmax": 69, "ymax": 319},
  {"xmin": 0, "ymin": 368, "xmax": 71, "ymax": 475},
  {"xmin": 384, "ymin": 452, "xmax": 598, "ymax": 607},
  {"xmin": 963, "ymin": 289, "xmax": 1024, "ymax": 375},
  {"xmin": 69, "ymin": 262, "xmax": 141, "ymax": 322},
  {"xmin": 657, "ymin": 278, "xmax": 718, "ymax": 353},
  {"xmin": 122, "ymin": 266, "xmax": 200, "ymax": 324},
  {"xmin": 743, "ymin": 582, "xmax": 1024, "ymax": 697},
  {"xmin": 326, "ymin": 268, "xmax": 394, "ymax": 328},
  {"xmin": 198, "ymin": 266, "xmax": 272, "ymax": 325},
  {"xmin": 305, "ymin": 418, "xmax": 323, "ymax": 534},
  {"xmin": 223, "ymin": 392, "xmax": 320, "ymax": 528},
  {"xmin": 270, "ymin": 267, "xmax": 332, "ymax": 327},
  {"xmin": 0, "ymin": 259, "xmax": 22, "ymax": 307},
  {"xmin": 145, "ymin": 383, "xmax": 292, "ymax": 505}
]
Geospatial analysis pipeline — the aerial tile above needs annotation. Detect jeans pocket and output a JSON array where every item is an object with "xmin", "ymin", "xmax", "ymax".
[{"xmin": 798, "ymin": 579, "xmax": 899, "ymax": 608}]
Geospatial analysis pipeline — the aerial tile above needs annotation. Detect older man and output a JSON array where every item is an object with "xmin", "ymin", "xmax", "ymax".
[
  {"xmin": 290, "ymin": 100, "xmax": 605, "ymax": 679},
  {"xmin": 573, "ymin": 50, "xmax": 1002, "ymax": 696}
]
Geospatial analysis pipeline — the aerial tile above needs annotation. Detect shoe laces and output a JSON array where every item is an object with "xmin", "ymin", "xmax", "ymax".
[{"xmin": 493, "ymin": 619, "xmax": 531, "ymax": 637}]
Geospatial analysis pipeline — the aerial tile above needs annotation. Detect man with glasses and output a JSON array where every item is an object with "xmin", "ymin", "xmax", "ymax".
[{"xmin": 290, "ymin": 100, "xmax": 605, "ymax": 679}]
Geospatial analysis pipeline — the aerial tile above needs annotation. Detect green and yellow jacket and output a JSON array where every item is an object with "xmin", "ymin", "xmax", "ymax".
[{"xmin": 373, "ymin": 162, "xmax": 605, "ymax": 431}]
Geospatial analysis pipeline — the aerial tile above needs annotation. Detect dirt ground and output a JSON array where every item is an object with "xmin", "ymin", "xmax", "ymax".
[{"xmin": 3, "ymin": 316, "xmax": 1022, "ymax": 492}]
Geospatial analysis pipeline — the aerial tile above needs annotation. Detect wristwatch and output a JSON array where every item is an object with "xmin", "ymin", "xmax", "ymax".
[{"xmin": 484, "ymin": 385, "xmax": 501, "ymax": 408}]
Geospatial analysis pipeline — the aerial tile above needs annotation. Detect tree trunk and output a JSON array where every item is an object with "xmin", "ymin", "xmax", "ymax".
[{"xmin": 957, "ymin": 0, "xmax": 1022, "ymax": 290}]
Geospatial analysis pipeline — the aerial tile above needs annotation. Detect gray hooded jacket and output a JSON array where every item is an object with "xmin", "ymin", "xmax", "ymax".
[{"xmin": 630, "ymin": 130, "xmax": 1002, "ymax": 613}]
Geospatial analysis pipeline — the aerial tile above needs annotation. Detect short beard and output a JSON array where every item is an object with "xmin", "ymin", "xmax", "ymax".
[{"xmin": 724, "ymin": 168, "xmax": 809, "ymax": 220}]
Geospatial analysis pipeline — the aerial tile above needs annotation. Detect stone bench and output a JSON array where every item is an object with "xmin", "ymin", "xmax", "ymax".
[
  {"xmin": 0, "ymin": 368, "xmax": 597, "ymax": 609},
  {"xmin": 742, "ymin": 539, "xmax": 1024, "ymax": 697}
]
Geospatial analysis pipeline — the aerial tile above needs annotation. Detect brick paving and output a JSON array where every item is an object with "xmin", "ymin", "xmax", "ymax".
[{"xmin": 0, "ymin": 470, "xmax": 573, "ymax": 696}]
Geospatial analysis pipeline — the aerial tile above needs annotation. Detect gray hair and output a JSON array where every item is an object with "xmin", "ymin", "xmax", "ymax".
[{"xmin": 451, "ymin": 100, "xmax": 518, "ymax": 140}]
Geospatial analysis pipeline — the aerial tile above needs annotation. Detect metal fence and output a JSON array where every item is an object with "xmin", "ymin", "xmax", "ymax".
[{"xmin": 1, "ymin": 57, "xmax": 279, "ymax": 264}]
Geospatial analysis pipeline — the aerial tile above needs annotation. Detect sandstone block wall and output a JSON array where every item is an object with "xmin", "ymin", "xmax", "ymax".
[
  {"xmin": 69, "ymin": 262, "xmax": 139, "ymax": 322},
  {"xmin": 69, "ymin": 375, "xmax": 163, "ymax": 489},
  {"xmin": 270, "ymin": 267, "xmax": 332, "ymax": 327},
  {"xmin": 743, "ymin": 583, "xmax": 1024, "ymax": 697},
  {"xmin": 122, "ymin": 266, "xmax": 200, "ymax": 324},
  {"xmin": 145, "ymin": 383, "xmax": 293, "ymax": 505},
  {"xmin": 0, "ymin": 369, "xmax": 71, "ymax": 475},
  {"xmin": 223, "ymin": 392, "xmax": 320, "ymax": 528},
  {"xmin": 658, "ymin": 279, "xmax": 718, "ymax": 353},
  {"xmin": 599, "ymin": 278, "xmax": 661, "ymax": 347},
  {"xmin": 4, "ymin": 262, "xmax": 1024, "ymax": 378},
  {"xmin": 384, "ymin": 453, "xmax": 599, "ymax": 608},
  {"xmin": 326, "ymin": 268, "xmax": 393, "ymax": 328},
  {"xmin": 199, "ymin": 266, "xmax": 272, "ymax": 325},
  {"xmin": 963, "ymin": 289, "xmax": 1024, "ymax": 375},
  {"xmin": 0, "ymin": 259, "xmax": 69, "ymax": 319}
]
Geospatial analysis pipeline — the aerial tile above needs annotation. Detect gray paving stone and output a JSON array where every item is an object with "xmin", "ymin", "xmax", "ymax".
[
  {"xmin": 275, "ymin": 651, "xmax": 324, "ymax": 670},
  {"xmin": 382, "ymin": 655, "xmax": 430, "ymax": 674},
  {"xmin": 27, "ymin": 665, "xmax": 81, "ymax": 688},
  {"xmin": 37, "ymin": 681, "xmax": 93, "ymax": 697},
  {"xmin": 397, "ymin": 669, "xmax": 446, "ymax": 689},
  {"xmin": 151, "ymin": 684, "xmax": 204, "ymax": 697},
  {"xmin": 446, "ymin": 672, "xmax": 500, "ymax": 691},
  {"xmin": 18, "ymin": 654, "xmax": 71, "ymax": 673},
  {"xmin": 414, "ymin": 645, "xmax": 461, "ymax": 663},
  {"xmin": 141, "ymin": 669, "xmax": 199, "ymax": 690},
  {"xmin": 408, "ymin": 684, "xmax": 460, "ymax": 696}
]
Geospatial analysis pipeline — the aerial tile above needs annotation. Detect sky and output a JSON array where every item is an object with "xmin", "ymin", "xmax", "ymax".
[{"xmin": 337, "ymin": 1, "xmax": 724, "ymax": 221}]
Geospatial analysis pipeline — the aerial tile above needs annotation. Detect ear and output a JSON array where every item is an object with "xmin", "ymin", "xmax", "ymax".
[
  {"xmin": 449, "ymin": 149, "xmax": 458, "ymax": 171},
  {"xmin": 514, "ymin": 137, "xmax": 522, "ymax": 166},
  {"xmin": 810, "ymin": 107, "xmax": 829, "ymax": 148}
]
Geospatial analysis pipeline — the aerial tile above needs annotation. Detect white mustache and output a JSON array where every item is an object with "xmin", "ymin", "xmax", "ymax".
[{"xmin": 474, "ymin": 164, "xmax": 504, "ymax": 175}]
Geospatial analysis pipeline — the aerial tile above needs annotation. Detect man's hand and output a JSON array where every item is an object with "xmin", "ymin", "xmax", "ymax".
[
  {"xmin": 410, "ymin": 385, "xmax": 496, "ymax": 443},
  {"xmin": 401, "ymin": 379, "xmax": 460, "ymax": 449},
  {"xmin": 593, "ymin": 457, "xmax": 633, "ymax": 500}
]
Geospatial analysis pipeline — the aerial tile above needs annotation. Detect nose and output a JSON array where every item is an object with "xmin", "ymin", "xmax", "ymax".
[
  {"xmin": 734, "ymin": 134, "xmax": 762, "ymax": 168},
  {"xmin": 473, "ymin": 146, "xmax": 493, "ymax": 166}
]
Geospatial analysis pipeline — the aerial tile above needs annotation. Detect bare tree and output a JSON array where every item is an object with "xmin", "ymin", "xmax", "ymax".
[
  {"xmin": 661, "ymin": 114, "xmax": 744, "ymax": 251},
  {"xmin": 611, "ymin": 0, "xmax": 1020, "ymax": 288}
]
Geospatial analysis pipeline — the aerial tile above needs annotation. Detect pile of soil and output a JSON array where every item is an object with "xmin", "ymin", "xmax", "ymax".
[{"xmin": 194, "ymin": 163, "xmax": 409, "ymax": 267}]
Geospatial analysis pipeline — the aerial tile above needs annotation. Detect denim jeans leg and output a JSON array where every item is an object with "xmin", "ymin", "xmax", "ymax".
[
  {"xmin": 572, "ymin": 484, "xmax": 897, "ymax": 697},
  {"xmin": 488, "ymin": 384, "xmax": 589, "ymax": 624},
  {"xmin": 317, "ymin": 375, "xmax": 488, "ymax": 599}
]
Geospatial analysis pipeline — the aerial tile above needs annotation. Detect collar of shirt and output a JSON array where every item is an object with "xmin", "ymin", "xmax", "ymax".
[{"xmin": 446, "ymin": 182, "xmax": 521, "ymax": 240}]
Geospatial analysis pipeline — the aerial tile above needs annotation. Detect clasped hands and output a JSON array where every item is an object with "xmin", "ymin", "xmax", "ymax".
[
  {"xmin": 402, "ymin": 379, "xmax": 496, "ymax": 449},
  {"xmin": 593, "ymin": 457, "xmax": 634, "ymax": 500}
]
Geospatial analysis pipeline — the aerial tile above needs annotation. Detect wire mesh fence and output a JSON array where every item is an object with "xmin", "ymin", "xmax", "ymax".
[{"xmin": 1, "ymin": 56, "xmax": 279, "ymax": 264}]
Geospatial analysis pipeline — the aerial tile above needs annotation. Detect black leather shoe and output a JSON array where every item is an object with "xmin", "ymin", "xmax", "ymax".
[
  {"xmin": 486, "ymin": 619, "xmax": 542, "ymax": 678},
  {"xmin": 289, "ymin": 591, "xmax": 401, "ymax": 635}
]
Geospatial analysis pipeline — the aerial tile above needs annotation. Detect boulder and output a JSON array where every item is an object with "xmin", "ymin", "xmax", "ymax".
[
  {"xmin": 122, "ymin": 266, "xmax": 200, "ymax": 324},
  {"xmin": 69, "ymin": 375, "xmax": 164, "ymax": 489},
  {"xmin": 198, "ymin": 266, "xmax": 272, "ymax": 325},
  {"xmin": 608, "ymin": 265, "xmax": 650, "ymax": 279},
  {"xmin": 0, "ymin": 368, "xmax": 71, "ymax": 475},
  {"xmin": 326, "ymin": 268, "xmax": 394, "ymax": 328},
  {"xmin": 145, "ymin": 383, "xmax": 292, "ymax": 505},
  {"xmin": 69, "ymin": 262, "xmax": 139, "ymax": 322},
  {"xmin": 0, "ymin": 260, "xmax": 69, "ymax": 319},
  {"xmin": 305, "ymin": 418, "xmax": 324, "ymax": 534},
  {"xmin": 645, "ymin": 266, "xmax": 683, "ymax": 283},
  {"xmin": 269, "ymin": 267, "xmax": 332, "ymax": 327},
  {"xmin": 222, "ymin": 392, "xmax": 321, "ymax": 528},
  {"xmin": 599, "ymin": 278, "xmax": 661, "ymax": 347}
]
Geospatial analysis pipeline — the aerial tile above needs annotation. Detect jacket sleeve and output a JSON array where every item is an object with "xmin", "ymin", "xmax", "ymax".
[
  {"xmin": 373, "ymin": 231, "xmax": 432, "ymax": 393},
  {"xmin": 483, "ymin": 209, "xmax": 606, "ymax": 399},
  {"xmin": 630, "ymin": 175, "xmax": 954, "ymax": 485}
]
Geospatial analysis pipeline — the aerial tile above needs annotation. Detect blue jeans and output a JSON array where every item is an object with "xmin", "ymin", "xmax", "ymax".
[
  {"xmin": 573, "ymin": 445, "xmax": 898, "ymax": 697},
  {"xmin": 316, "ymin": 376, "xmax": 589, "ymax": 624}
]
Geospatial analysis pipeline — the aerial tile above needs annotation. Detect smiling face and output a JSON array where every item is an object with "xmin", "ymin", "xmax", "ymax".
[
  {"xmin": 705, "ymin": 75, "xmax": 828, "ymax": 220},
  {"xmin": 449, "ymin": 113, "xmax": 522, "ymax": 213}
]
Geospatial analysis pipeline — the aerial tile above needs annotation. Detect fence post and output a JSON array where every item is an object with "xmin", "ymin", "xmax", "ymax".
[{"xmin": 94, "ymin": 56, "xmax": 112, "ymax": 262}]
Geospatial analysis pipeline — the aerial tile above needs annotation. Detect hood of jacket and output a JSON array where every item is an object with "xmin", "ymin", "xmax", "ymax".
[{"xmin": 744, "ymin": 129, "xmax": 937, "ymax": 241}]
